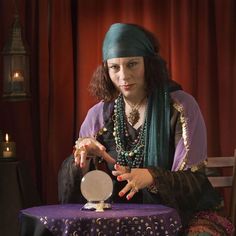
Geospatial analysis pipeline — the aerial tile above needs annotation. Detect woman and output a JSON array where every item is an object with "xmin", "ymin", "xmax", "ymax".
[{"xmin": 58, "ymin": 23, "xmax": 234, "ymax": 235}]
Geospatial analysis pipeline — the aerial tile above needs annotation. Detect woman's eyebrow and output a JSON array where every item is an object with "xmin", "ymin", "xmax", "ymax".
[
  {"xmin": 127, "ymin": 58, "xmax": 141, "ymax": 62},
  {"xmin": 107, "ymin": 62, "xmax": 117, "ymax": 65},
  {"xmin": 107, "ymin": 58, "xmax": 141, "ymax": 65}
]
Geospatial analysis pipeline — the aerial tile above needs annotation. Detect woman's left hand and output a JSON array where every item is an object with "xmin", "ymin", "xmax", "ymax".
[{"xmin": 112, "ymin": 164, "xmax": 154, "ymax": 200}]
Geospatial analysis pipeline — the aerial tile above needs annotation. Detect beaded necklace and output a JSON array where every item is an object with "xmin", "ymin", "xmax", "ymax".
[{"xmin": 113, "ymin": 94, "xmax": 147, "ymax": 168}]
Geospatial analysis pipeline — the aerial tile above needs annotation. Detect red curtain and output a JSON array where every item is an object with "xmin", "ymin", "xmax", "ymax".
[
  {"xmin": 37, "ymin": 0, "xmax": 75, "ymax": 202},
  {"xmin": 0, "ymin": 0, "xmax": 235, "ymax": 206}
]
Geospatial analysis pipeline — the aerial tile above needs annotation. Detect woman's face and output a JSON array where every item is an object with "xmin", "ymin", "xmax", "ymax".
[{"xmin": 107, "ymin": 56, "xmax": 146, "ymax": 100}]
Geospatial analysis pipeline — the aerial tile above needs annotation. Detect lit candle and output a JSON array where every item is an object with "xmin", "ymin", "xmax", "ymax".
[
  {"xmin": 12, "ymin": 71, "xmax": 24, "ymax": 92},
  {"xmin": 1, "ymin": 133, "xmax": 16, "ymax": 158},
  {"xmin": 3, "ymin": 147, "xmax": 13, "ymax": 158},
  {"xmin": 12, "ymin": 71, "xmax": 24, "ymax": 81},
  {"xmin": 13, "ymin": 72, "xmax": 19, "ymax": 79}
]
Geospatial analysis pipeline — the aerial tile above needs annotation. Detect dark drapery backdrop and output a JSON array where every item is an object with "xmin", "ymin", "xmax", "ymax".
[{"xmin": 0, "ymin": 0, "xmax": 235, "ymax": 211}]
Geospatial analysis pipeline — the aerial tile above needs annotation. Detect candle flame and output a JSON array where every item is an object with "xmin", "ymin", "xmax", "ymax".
[
  {"xmin": 5, "ymin": 133, "xmax": 9, "ymax": 142},
  {"xmin": 12, "ymin": 71, "xmax": 24, "ymax": 81},
  {"xmin": 7, "ymin": 147, "xmax": 10, "ymax": 151},
  {"xmin": 14, "ymin": 72, "xmax": 20, "ymax": 78}
]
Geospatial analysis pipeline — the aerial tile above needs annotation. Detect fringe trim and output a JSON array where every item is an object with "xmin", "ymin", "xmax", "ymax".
[{"xmin": 173, "ymin": 102, "xmax": 190, "ymax": 170}]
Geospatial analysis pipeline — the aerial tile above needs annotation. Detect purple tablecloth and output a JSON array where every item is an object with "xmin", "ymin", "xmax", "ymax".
[{"xmin": 20, "ymin": 204, "xmax": 182, "ymax": 236}]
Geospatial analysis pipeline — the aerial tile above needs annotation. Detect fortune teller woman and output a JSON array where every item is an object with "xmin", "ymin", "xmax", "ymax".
[{"xmin": 58, "ymin": 23, "xmax": 234, "ymax": 234}]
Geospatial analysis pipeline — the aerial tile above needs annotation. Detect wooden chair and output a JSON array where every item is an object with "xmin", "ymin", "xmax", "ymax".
[{"xmin": 206, "ymin": 149, "xmax": 236, "ymax": 226}]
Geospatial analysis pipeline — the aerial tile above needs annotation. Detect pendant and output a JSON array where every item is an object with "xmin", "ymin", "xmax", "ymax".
[{"xmin": 128, "ymin": 108, "xmax": 140, "ymax": 126}]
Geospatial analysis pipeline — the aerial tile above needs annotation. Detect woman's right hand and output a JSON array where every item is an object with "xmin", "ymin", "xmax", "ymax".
[{"xmin": 74, "ymin": 137, "xmax": 116, "ymax": 168}]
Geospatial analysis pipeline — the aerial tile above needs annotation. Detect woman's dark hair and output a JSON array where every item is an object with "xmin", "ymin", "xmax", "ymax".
[{"xmin": 89, "ymin": 25, "xmax": 170, "ymax": 102}]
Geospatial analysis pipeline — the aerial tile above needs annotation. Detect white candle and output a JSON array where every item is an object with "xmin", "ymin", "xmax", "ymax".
[
  {"xmin": 12, "ymin": 71, "xmax": 24, "ymax": 92},
  {"xmin": 3, "ymin": 147, "xmax": 13, "ymax": 158},
  {"xmin": 2, "ymin": 133, "xmax": 16, "ymax": 158}
]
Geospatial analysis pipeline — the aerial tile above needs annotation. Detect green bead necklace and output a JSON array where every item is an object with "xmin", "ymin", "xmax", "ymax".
[{"xmin": 113, "ymin": 94, "xmax": 147, "ymax": 168}]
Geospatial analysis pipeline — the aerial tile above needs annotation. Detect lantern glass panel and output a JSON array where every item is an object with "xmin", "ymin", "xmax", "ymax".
[{"xmin": 3, "ymin": 54, "xmax": 30, "ymax": 98}]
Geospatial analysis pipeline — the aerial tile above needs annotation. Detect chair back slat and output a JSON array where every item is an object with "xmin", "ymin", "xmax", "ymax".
[
  {"xmin": 207, "ymin": 156, "xmax": 235, "ymax": 168},
  {"xmin": 208, "ymin": 176, "xmax": 233, "ymax": 187},
  {"xmin": 206, "ymin": 150, "xmax": 236, "ymax": 226}
]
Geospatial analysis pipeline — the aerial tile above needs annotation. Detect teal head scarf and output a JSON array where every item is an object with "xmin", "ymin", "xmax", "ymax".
[{"xmin": 102, "ymin": 23, "xmax": 156, "ymax": 61}]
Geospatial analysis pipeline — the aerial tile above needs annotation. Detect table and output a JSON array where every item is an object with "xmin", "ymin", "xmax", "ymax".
[
  {"xmin": 19, "ymin": 204, "xmax": 182, "ymax": 236},
  {"xmin": 0, "ymin": 159, "xmax": 41, "ymax": 236}
]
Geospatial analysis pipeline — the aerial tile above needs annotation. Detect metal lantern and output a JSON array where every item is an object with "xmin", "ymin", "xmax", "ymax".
[{"xmin": 1, "ymin": 14, "xmax": 30, "ymax": 100}]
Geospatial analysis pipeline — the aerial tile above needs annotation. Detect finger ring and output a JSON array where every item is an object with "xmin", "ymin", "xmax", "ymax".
[
  {"xmin": 130, "ymin": 183, "xmax": 139, "ymax": 193},
  {"xmin": 130, "ymin": 188, "xmax": 138, "ymax": 193},
  {"xmin": 124, "ymin": 166, "xmax": 131, "ymax": 173},
  {"xmin": 77, "ymin": 145, "xmax": 86, "ymax": 154}
]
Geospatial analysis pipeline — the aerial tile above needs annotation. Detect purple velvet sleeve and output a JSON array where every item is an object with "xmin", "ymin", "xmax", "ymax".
[
  {"xmin": 79, "ymin": 101, "xmax": 106, "ymax": 137},
  {"xmin": 170, "ymin": 90, "xmax": 207, "ymax": 171}
]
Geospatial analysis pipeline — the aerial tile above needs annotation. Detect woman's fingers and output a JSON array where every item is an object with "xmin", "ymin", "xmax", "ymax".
[
  {"xmin": 126, "ymin": 184, "xmax": 139, "ymax": 200},
  {"xmin": 74, "ymin": 138, "xmax": 116, "ymax": 167},
  {"xmin": 73, "ymin": 144, "xmax": 88, "ymax": 167},
  {"xmin": 80, "ymin": 149, "xmax": 88, "ymax": 168},
  {"xmin": 101, "ymin": 151, "xmax": 116, "ymax": 164},
  {"xmin": 118, "ymin": 181, "xmax": 139, "ymax": 200},
  {"xmin": 116, "ymin": 173, "xmax": 138, "ymax": 200},
  {"xmin": 74, "ymin": 149, "xmax": 81, "ymax": 166},
  {"xmin": 77, "ymin": 138, "xmax": 106, "ymax": 157},
  {"xmin": 112, "ymin": 164, "xmax": 121, "ymax": 176},
  {"xmin": 93, "ymin": 139, "xmax": 106, "ymax": 151},
  {"xmin": 116, "ymin": 168, "xmax": 154, "ymax": 200},
  {"xmin": 116, "ymin": 173, "xmax": 131, "ymax": 182},
  {"xmin": 112, "ymin": 164, "xmax": 131, "ymax": 176},
  {"xmin": 92, "ymin": 141, "xmax": 116, "ymax": 164}
]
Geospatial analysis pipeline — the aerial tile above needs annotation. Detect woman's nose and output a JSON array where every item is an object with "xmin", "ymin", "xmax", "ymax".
[{"xmin": 119, "ymin": 67, "xmax": 129, "ymax": 81}]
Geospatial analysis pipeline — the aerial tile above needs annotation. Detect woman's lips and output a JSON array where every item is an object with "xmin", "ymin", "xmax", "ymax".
[{"xmin": 120, "ymin": 84, "xmax": 134, "ymax": 90}]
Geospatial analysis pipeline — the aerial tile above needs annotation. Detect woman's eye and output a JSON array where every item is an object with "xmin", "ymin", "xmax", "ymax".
[
  {"xmin": 128, "ymin": 61, "xmax": 137, "ymax": 68},
  {"xmin": 109, "ymin": 65, "xmax": 119, "ymax": 70}
]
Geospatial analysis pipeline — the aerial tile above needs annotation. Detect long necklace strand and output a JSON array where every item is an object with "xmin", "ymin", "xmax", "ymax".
[{"xmin": 113, "ymin": 95, "xmax": 147, "ymax": 168}]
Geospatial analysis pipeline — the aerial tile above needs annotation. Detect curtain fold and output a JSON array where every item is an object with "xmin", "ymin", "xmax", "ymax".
[{"xmin": 38, "ymin": 0, "xmax": 75, "ymax": 202}]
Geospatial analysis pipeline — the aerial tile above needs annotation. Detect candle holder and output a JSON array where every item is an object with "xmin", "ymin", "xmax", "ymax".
[{"xmin": 0, "ymin": 133, "xmax": 16, "ymax": 159}]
